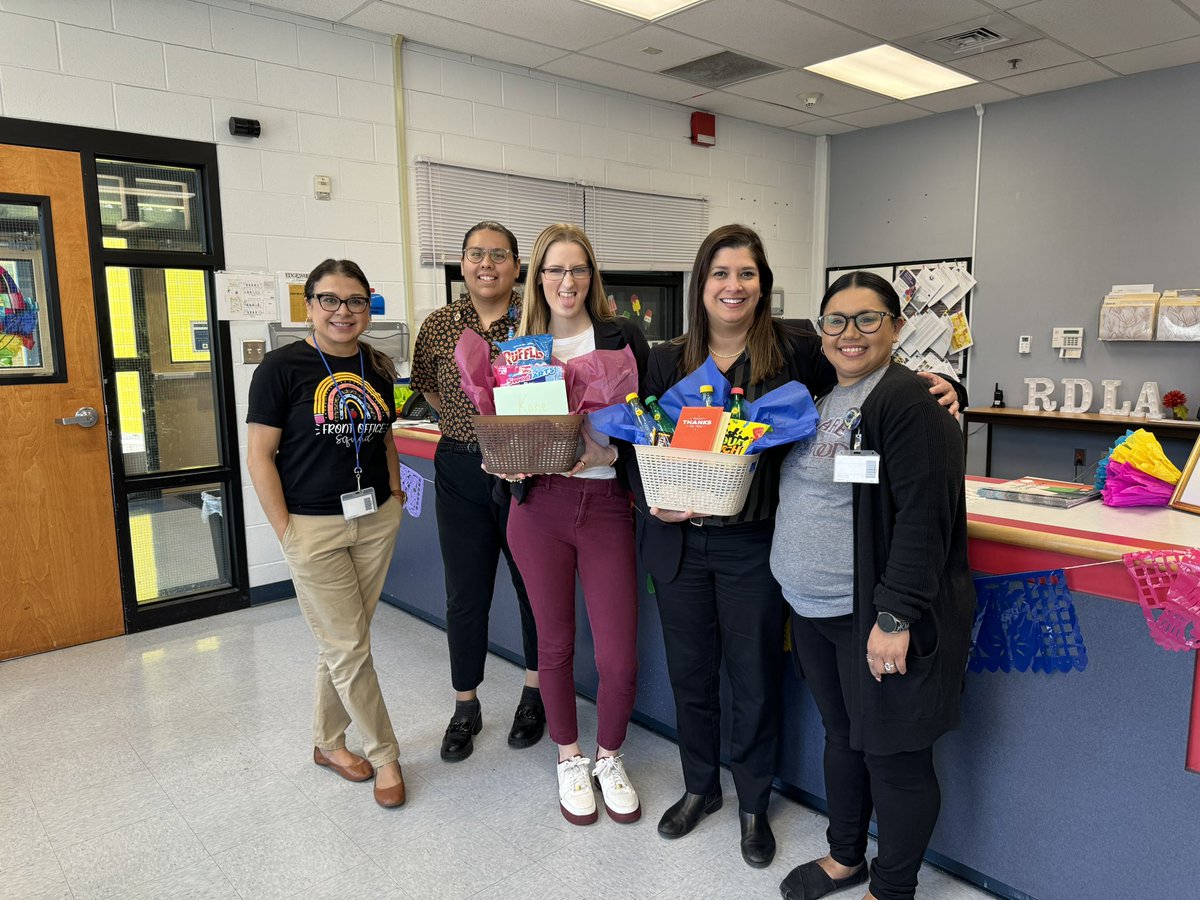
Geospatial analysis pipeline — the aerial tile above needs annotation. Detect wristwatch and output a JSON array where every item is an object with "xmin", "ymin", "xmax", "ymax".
[{"xmin": 876, "ymin": 611, "xmax": 910, "ymax": 634}]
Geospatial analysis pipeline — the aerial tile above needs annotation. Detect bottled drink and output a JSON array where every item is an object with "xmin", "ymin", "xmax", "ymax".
[
  {"xmin": 626, "ymin": 391, "xmax": 650, "ymax": 418},
  {"xmin": 644, "ymin": 395, "xmax": 676, "ymax": 435},
  {"xmin": 727, "ymin": 387, "xmax": 746, "ymax": 420},
  {"xmin": 699, "ymin": 384, "xmax": 714, "ymax": 407},
  {"xmin": 626, "ymin": 392, "xmax": 658, "ymax": 444}
]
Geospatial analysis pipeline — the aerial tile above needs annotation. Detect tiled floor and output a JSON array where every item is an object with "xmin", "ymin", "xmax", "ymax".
[{"xmin": 0, "ymin": 602, "xmax": 996, "ymax": 899}]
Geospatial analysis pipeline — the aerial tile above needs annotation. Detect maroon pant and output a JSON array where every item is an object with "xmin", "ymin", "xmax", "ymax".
[{"xmin": 507, "ymin": 475, "xmax": 639, "ymax": 750}]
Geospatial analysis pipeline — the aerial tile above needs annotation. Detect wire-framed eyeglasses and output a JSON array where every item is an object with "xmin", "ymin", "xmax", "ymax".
[
  {"xmin": 817, "ymin": 311, "xmax": 896, "ymax": 336},
  {"xmin": 541, "ymin": 266, "xmax": 593, "ymax": 282},
  {"xmin": 313, "ymin": 293, "xmax": 370, "ymax": 313},
  {"xmin": 463, "ymin": 247, "xmax": 515, "ymax": 264}
]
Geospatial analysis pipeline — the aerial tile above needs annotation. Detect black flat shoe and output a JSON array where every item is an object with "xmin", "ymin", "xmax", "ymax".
[
  {"xmin": 657, "ymin": 788, "xmax": 723, "ymax": 839},
  {"xmin": 740, "ymin": 810, "xmax": 776, "ymax": 868},
  {"xmin": 779, "ymin": 858, "xmax": 868, "ymax": 900},
  {"xmin": 440, "ymin": 707, "xmax": 482, "ymax": 762},
  {"xmin": 507, "ymin": 700, "xmax": 545, "ymax": 749}
]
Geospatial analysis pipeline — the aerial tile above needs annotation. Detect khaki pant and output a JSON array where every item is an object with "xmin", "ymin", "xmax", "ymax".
[{"xmin": 281, "ymin": 498, "xmax": 403, "ymax": 768}]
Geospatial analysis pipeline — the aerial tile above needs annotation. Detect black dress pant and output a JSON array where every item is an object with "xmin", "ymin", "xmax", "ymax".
[
  {"xmin": 434, "ymin": 441, "xmax": 538, "ymax": 692},
  {"xmin": 655, "ymin": 519, "xmax": 784, "ymax": 814},
  {"xmin": 790, "ymin": 612, "xmax": 940, "ymax": 900}
]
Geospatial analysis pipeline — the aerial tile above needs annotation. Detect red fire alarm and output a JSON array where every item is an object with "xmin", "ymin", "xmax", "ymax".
[{"xmin": 690, "ymin": 111, "xmax": 716, "ymax": 147}]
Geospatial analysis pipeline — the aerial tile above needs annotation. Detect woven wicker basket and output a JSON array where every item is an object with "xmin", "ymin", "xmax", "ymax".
[
  {"xmin": 634, "ymin": 444, "xmax": 758, "ymax": 517},
  {"xmin": 472, "ymin": 414, "xmax": 583, "ymax": 474}
]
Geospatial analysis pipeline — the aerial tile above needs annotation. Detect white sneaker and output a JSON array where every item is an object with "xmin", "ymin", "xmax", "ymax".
[
  {"xmin": 557, "ymin": 755, "xmax": 597, "ymax": 825},
  {"xmin": 592, "ymin": 754, "xmax": 641, "ymax": 823}
]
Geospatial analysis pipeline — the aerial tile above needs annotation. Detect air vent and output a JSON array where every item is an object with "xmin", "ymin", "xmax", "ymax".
[
  {"xmin": 661, "ymin": 51, "xmax": 781, "ymax": 89},
  {"xmin": 932, "ymin": 27, "xmax": 1007, "ymax": 53}
]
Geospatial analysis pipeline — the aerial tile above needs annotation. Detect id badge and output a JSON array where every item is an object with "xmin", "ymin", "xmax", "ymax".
[
  {"xmin": 340, "ymin": 487, "xmax": 378, "ymax": 519},
  {"xmin": 833, "ymin": 449, "xmax": 880, "ymax": 484}
]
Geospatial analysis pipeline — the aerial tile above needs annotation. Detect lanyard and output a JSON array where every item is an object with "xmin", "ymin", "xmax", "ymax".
[{"xmin": 312, "ymin": 337, "xmax": 368, "ymax": 491}]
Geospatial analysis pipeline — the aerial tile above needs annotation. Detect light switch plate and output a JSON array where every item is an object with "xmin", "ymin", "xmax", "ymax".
[{"xmin": 242, "ymin": 340, "xmax": 266, "ymax": 364}]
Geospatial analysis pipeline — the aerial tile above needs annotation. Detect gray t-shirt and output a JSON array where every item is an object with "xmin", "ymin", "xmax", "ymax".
[{"xmin": 771, "ymin": 367, "xmax": 886, "ymax": 618}]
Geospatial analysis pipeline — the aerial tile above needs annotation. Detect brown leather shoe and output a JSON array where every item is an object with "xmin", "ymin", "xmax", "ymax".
[
  {"xmin": 313, "ymin": 746, "xmax": 374, "ymax": 782},
  {"xmin": 374, "ymin": 765, "xmax": 406, "ymax": 808}
]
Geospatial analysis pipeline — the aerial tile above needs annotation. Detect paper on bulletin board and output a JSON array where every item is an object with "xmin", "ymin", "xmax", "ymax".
[
  {"xmin": 948, "ymin": 309, "xmax": 974, "ymax": 352},
  {"xmin": 277, "ymin": 271, "xmax": 310, "ymax": 325},
  {"xmin": 215, "ymin": 272, "xmax": 277, "ymax": 321}
]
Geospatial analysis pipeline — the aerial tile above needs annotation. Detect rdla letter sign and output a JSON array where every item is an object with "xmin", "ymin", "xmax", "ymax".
[{"xmin": 1023, "ymin": 378, "xmax": 1163, "ymax": 418}]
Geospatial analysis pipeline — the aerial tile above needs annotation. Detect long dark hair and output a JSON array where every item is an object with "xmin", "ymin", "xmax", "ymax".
[
  {"xmin": 304, "ymin": 258, "xmax": 396, "ymax": 381},
  {"xmin": 461, "ymin": 220, "xmax": 519, "ymax": 256},
  {"xmin": 820, "ymin": 270, "xmax": 902, "ymax": 316},
  {"xmin": 676, "ymin": 224, "xmax": 785, "ymax": 385}
]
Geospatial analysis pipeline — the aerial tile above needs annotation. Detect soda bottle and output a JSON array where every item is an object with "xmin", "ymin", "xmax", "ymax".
[
  {"xmin": 644, "ymin": 395, "xmax": 676, "ymax": 435},
  {"xmin": 626, "ymin": 392, "xmax": 658, "ymax": 444},
  {"xmin": 727, "ymin": 387, "xmax": 746, "ymax": 420},
  {"xmin": 699, "ymin": 384, "xmax": 714, "ymax": 406}
]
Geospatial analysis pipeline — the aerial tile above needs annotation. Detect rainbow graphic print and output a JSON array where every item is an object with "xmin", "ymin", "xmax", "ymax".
[{"xmin": 312, "ymin": 371, "xmax": 391, "ymax": 447}]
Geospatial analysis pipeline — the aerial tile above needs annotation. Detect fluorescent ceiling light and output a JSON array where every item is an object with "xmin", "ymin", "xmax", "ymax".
[
  {"xmin": 805, "ymin": 44, "xmax": 976, "ymax": 100},
  {"xmin": 581, "ymin": 0, "xmax": 707, "ymax": 20}
]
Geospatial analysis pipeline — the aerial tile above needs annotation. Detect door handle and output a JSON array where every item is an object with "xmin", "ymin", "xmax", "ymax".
[{"xmin": 55, "ymin": 407, "xmax": 99, "ymax": 428}]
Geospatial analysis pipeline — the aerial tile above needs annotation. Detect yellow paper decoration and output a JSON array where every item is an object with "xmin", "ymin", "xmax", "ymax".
[{"xmin": 1109, "ymin": 428, "xmax": 1182, "ymax": 484}]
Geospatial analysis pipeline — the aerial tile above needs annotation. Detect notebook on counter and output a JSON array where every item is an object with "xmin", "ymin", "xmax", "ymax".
[{"xmin": 975, "ymin": 476, "xmax": 1101, "ymax": 508}]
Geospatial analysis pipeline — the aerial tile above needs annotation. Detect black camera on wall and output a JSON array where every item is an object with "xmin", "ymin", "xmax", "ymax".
[{"xmin": 228, "ymin": 117, "xmax": 261, "ymax": 138}]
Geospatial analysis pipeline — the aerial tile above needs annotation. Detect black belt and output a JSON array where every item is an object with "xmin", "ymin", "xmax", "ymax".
[{"xmin": 438, "ymin": 438, "xmax": 481, "ymax": 454}]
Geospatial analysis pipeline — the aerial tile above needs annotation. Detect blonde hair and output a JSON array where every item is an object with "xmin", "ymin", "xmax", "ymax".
[{"xmin": 517, "ymin": 224, "xmax": 612, "ymax": 336}]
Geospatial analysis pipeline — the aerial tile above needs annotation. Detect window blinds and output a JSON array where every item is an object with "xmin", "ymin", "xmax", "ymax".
[{"xmin": 416, "ymin": 159, "xmax": 707, "ymax": 270}]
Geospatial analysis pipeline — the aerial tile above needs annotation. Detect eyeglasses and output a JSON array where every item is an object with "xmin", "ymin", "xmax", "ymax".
[
  {"xmin": 541, "ymin": 266, "xmax": 593, "ymax": 282},
  {"xmin": 817, "ymin": 311, "xmax": 896, "ymax": 336},
  {"xmin": 313, "ymin": 292, "xmax": 370, "ymax": 313},
  {"xmin": 463, "ymin": 247, "xmax": 515, "ymax": 264}
]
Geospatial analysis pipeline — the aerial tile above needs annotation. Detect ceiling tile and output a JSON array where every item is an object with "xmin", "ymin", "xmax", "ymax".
[
  {"xmin": 789, "ymin": 119, "xmax": 858, "ymax": 135},
  {"xmin": 371, "ymin": 0, "xmax": 643, "ymax": 51},
  {"xmin": 945, "ymin": 38, "xmax": 1083, "ymax": 80},
  {"xmin": 576, "ymin": 24, "xmax": 725, "ymax": 72},
  {"xmin": 250, "ymin": 0, "xmax": 367, "ymax": 19},
  {"xmin": 686, "ymin": 90, "xmax": 819, "ymax": 128},
  {"xmin": 906, "ymin": 81, "xmax": 1019, "ymax": 112},
  {"xmin": 781, "ymin": 0, "xmax": 994, "ymax": 41},
  {"xmin": 658, "ymin": 0, "xmax": 874, "ymax": 68},
  {"xmin": 832, "ymin": 103, "xmax": 931, "ymax": 128},
  {"xmin": 1098, "ymin": 36, "xmax": 1200, "ymax": 75},
  {"xmin": 540, "ymin": 55, "xmax": 703, "ymax": 102},
  {"xmin": 724, "ymin": 68, "xmax": 889, "ymax": 117},
  {"xmin": 1011, "ymin": 0, "xmax": 1200, "ymax": 57},
  {"xmin": 995, "ymin": 59, "xmax": 1117, "ymax": 96},
  {"xmin": 345, "ymin": 3, "xmax": 566, "ymax": 67}
]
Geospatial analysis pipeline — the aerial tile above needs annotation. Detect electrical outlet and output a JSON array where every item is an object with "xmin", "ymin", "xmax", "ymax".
[
  {"xmin": 1073, "ymin": 448, "xmax": 1086, "ymax": 467},
  {"xmin": 242, "ymin": 340, "xmax": 266, "ymax": 364}
]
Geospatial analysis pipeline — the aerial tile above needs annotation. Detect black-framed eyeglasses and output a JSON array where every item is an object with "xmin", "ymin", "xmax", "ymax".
[
  {"xmin": 463, "ymin": 247, "xmax": 515, "ymax": 264},
  {"xmin": 313, "ymin": 292, "xmax": 370, "ymax": 313},
  {"xmin": 541, "ymin": 265, "xmax": 592, "ymax": 282},
  {"xmin": 817, "ymin": 311, "xmax": 896, "ymax": 336}
]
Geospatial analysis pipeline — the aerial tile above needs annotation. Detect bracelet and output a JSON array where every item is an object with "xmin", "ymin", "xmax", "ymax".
[{"xmin": 608, "ymin": 445, "xmax": 619, "ymax": 466}]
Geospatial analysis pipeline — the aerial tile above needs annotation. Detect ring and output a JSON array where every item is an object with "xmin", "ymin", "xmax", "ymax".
[
  {"xmin": 884, "ymin": 662, "xmax": 895, "ymax": 672},
  {"xmin": 865, "ymin": 654, "xmax": 873, "ymax": 662}
]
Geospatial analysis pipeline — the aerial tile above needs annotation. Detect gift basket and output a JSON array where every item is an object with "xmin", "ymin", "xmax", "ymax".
[
  {"xmin": 592, "ymin": 356, "xmax": 819, "ymax": 516},
  {"xmin": 455, "ymin": 330, "xmax": 639, "ymax": 474}
]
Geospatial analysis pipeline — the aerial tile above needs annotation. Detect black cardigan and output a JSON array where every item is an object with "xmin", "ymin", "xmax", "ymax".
[{"xmin": 843, "ymin": 364, "xmax": 974, "ymax": 754}]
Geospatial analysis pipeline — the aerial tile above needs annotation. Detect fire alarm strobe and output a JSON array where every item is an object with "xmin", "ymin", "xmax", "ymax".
[{"xmin": 690, "ymin": 111, "xmax": 716, "ymax": 147}]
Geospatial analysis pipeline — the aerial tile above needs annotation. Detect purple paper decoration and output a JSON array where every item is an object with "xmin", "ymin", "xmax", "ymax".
[{"xmin": 399, "ymin": 463, "xmax": 424, "ymax": 518}]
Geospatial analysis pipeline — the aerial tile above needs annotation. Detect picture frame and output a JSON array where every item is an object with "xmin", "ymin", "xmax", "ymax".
[{"xmin": 1169, "ymin": 435, "xmax": 1200, "ymax": 516}]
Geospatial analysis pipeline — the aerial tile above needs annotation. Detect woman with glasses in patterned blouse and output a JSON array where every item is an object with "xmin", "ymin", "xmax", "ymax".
[{"xmin": 410, "ymin": 222, "xmax": 545, "ymax": 764}]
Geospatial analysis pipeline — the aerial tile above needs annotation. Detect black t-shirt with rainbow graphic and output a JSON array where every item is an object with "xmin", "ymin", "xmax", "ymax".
[{"xmin": 248, "ymin": 340, "xmax": 395, "ymax": 515}]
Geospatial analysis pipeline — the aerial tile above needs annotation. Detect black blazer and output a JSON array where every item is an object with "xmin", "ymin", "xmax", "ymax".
[{"xmin": 498, "ymin": 315, "xmax": 650, "ymax": 504}]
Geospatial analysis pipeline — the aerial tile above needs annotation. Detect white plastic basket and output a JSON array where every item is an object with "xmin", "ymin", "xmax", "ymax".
[{"xmin": 634, "ymin": 444, "xmax": 758, "ymax": 517}]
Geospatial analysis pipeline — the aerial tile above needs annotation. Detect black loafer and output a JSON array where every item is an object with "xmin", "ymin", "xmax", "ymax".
[
  {"xmin": 657, "ymin": 788, "xmax": 723, "ymax": 839},
  {"xmin": 740, "ymin": 810, "xmax": 776, "ymax": 868},
  {"xmin": 507, "ymin": 700, "xmax": 545, "ymax": 749},
  {"xmin": 440, "ymin": 707, "xmax": 482, "ymax": 762},
  {"xmin": 779, "ymin": 858, "xmax": 868, "ymax": 900}
]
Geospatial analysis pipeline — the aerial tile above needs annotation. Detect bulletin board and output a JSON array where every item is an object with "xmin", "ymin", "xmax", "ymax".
[{"xmin": 826, "ymin": 257, "xmax": 975, "ymax": 379}]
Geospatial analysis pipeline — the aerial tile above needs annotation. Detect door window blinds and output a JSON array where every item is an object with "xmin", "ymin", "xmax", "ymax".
[{"xmin": 416, "ymin": 159, "xmax": 707, "ymax": 270}]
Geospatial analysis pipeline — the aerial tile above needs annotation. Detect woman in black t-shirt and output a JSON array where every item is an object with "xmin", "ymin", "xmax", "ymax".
[{"xmin": 246, "ymin": 259, "xmax": 407, "ymax": 809}]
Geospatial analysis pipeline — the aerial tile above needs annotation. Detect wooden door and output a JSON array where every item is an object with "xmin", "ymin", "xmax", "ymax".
[{"xmin": 2, "ymin": 144, "xmax": 123, "ymax": 659}]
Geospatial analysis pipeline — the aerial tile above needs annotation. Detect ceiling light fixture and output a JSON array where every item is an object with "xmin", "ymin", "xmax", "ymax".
[
  {"xmin": 581, "ymin": 0, "xmax": 708, "ymax": 21},
  {"xmin": 641, "ymin": 46, "xmax": 663, "ymax": 55},
  {"xmin": 805, "ymin": 44, "xmax": 976, "ymax": 100}
]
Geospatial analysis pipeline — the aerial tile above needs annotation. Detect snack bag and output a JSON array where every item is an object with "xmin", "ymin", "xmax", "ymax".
[
  {"xmin": 720, "ymin": 419, "xmax": 772, "ymax": 455},
  {"xmin": 495, "ymin": 334, "xmax": 553, "ymax": 368}
]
